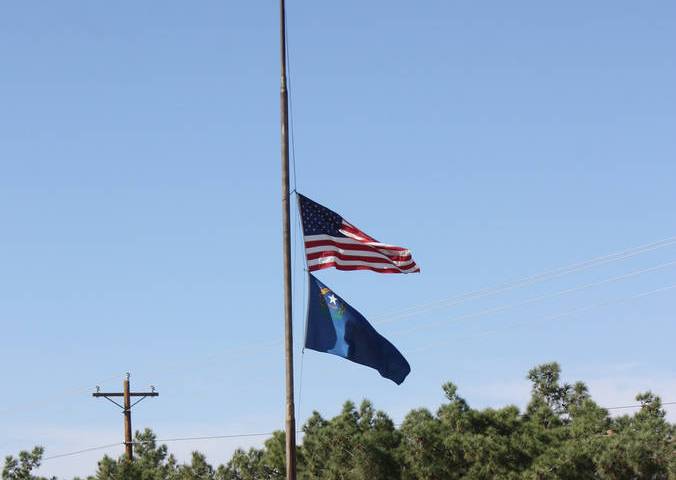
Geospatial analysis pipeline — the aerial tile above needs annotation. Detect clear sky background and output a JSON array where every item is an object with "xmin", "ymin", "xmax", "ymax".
[{"xmin": 1, "ymin": 1, "xmax": 675, "ymax": 478}]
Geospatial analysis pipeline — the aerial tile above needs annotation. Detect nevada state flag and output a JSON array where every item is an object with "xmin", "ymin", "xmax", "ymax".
[{"xmin": 305, "ymin": 274, "xmax": 411, "ymax": 385}]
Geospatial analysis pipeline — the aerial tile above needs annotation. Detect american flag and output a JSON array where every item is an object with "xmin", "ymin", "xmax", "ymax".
[{"xmin": 298, "ymin": 194, "xmax": 420, "ymax": 274}]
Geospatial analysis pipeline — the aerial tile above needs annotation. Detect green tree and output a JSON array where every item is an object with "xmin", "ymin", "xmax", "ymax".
[
  {"xmin": 299, "ymin": 400, "xmax": 400, "ymax": 480},
  {"xmin": 5, "ymin": 363, "xmax": 675, "ymax": 480},
  {"xmin": 87, "ymin": 429, "xmax": 179, "ymax": 480},
  {"xmin": 2, "ymin": 447, "xmax": 54, "ymax": 480}
]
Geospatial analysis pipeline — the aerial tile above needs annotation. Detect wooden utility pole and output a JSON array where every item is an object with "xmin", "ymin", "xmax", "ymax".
[
  {"xmin": 279, "ymin": 0, "xmax": 297, "ymax": 479},
  {"xmin": 92, "ymin": 373, "xmax": 159, "ymax": 461}
]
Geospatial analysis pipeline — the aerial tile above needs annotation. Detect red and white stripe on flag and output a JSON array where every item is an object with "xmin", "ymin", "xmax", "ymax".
[{"xmin": 304, "ymin": 220, "xmax": 420, "ymax": 274}]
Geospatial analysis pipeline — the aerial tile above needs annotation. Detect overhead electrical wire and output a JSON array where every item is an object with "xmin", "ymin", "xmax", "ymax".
[
  {"xmin": 392, "ymin": 259, "xmax": 676, "ymax": 336},
  {"xmin": 372, "ymin": 235, "xmax": 676, "ymax": 324},
  {"xmin": 43, "ymin": 443, "xmax": 123, "ymax": 461},
  {"xmin": 411, "ymin": 283, "xmax": 676, "ymax": 353},
  {"xmin": 606, "ymin": 401, "xmax": 676, "ymax": 410}
]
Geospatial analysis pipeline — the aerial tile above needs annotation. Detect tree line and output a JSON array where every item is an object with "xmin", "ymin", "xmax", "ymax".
[{"xmin": 4, "ymin": 363, "xmax": 675, "ymax": 480}]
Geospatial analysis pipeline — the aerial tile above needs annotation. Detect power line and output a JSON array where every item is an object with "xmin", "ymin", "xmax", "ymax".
[
  {"xmin": 144, "ymin": 432, "xmax": 278, "ymax": 444},
  {"xmin": 411, "ymin": 283, "xmax": 676, "ymax": 352},
  {"xmin": 393, "ymin": 259, "xmax": 676, "ymax": 336},
  {"xmin": 606, "ymin": 401, "xmax": 676, "ymax": 410},
  {"xmin": 602, "ymin": 402, "xmax": 676, "ymax": 410},
  {"xmin": 43, "ymin": 443, "xmax": 122, "ymax": 461},
  {"xmin": 372, "ymin": 235, "xmax": 676, "ymax": 324},
  {"xmin": 40, "ymin": 433, "xmax": 289, "ymax": 462}
]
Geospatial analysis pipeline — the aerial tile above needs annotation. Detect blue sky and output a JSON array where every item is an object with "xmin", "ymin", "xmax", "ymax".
[{"xmin": 1, "ymin": 1, "xmax": 675, "ymax": 477}]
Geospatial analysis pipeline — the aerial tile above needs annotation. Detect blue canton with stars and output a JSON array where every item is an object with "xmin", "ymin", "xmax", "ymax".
[{"xmin": 298, "ymin": 194, "xmax": 345, "ymax": 237}]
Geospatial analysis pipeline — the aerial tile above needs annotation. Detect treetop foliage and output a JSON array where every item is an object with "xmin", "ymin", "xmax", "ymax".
[{"xmin": 4, "ymin": 363, "xmax": 674, "ymax": 480}]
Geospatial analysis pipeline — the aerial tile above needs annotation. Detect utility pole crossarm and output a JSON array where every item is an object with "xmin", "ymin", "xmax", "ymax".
[{"xmin": 93, "ymin": 392, "xmax": 159, "ymax": 397}]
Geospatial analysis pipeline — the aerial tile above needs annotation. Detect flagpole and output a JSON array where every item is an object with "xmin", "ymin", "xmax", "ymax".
[{"xmin": 279, "ymin": 0, "xmax": 297, "ymax": 479}]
